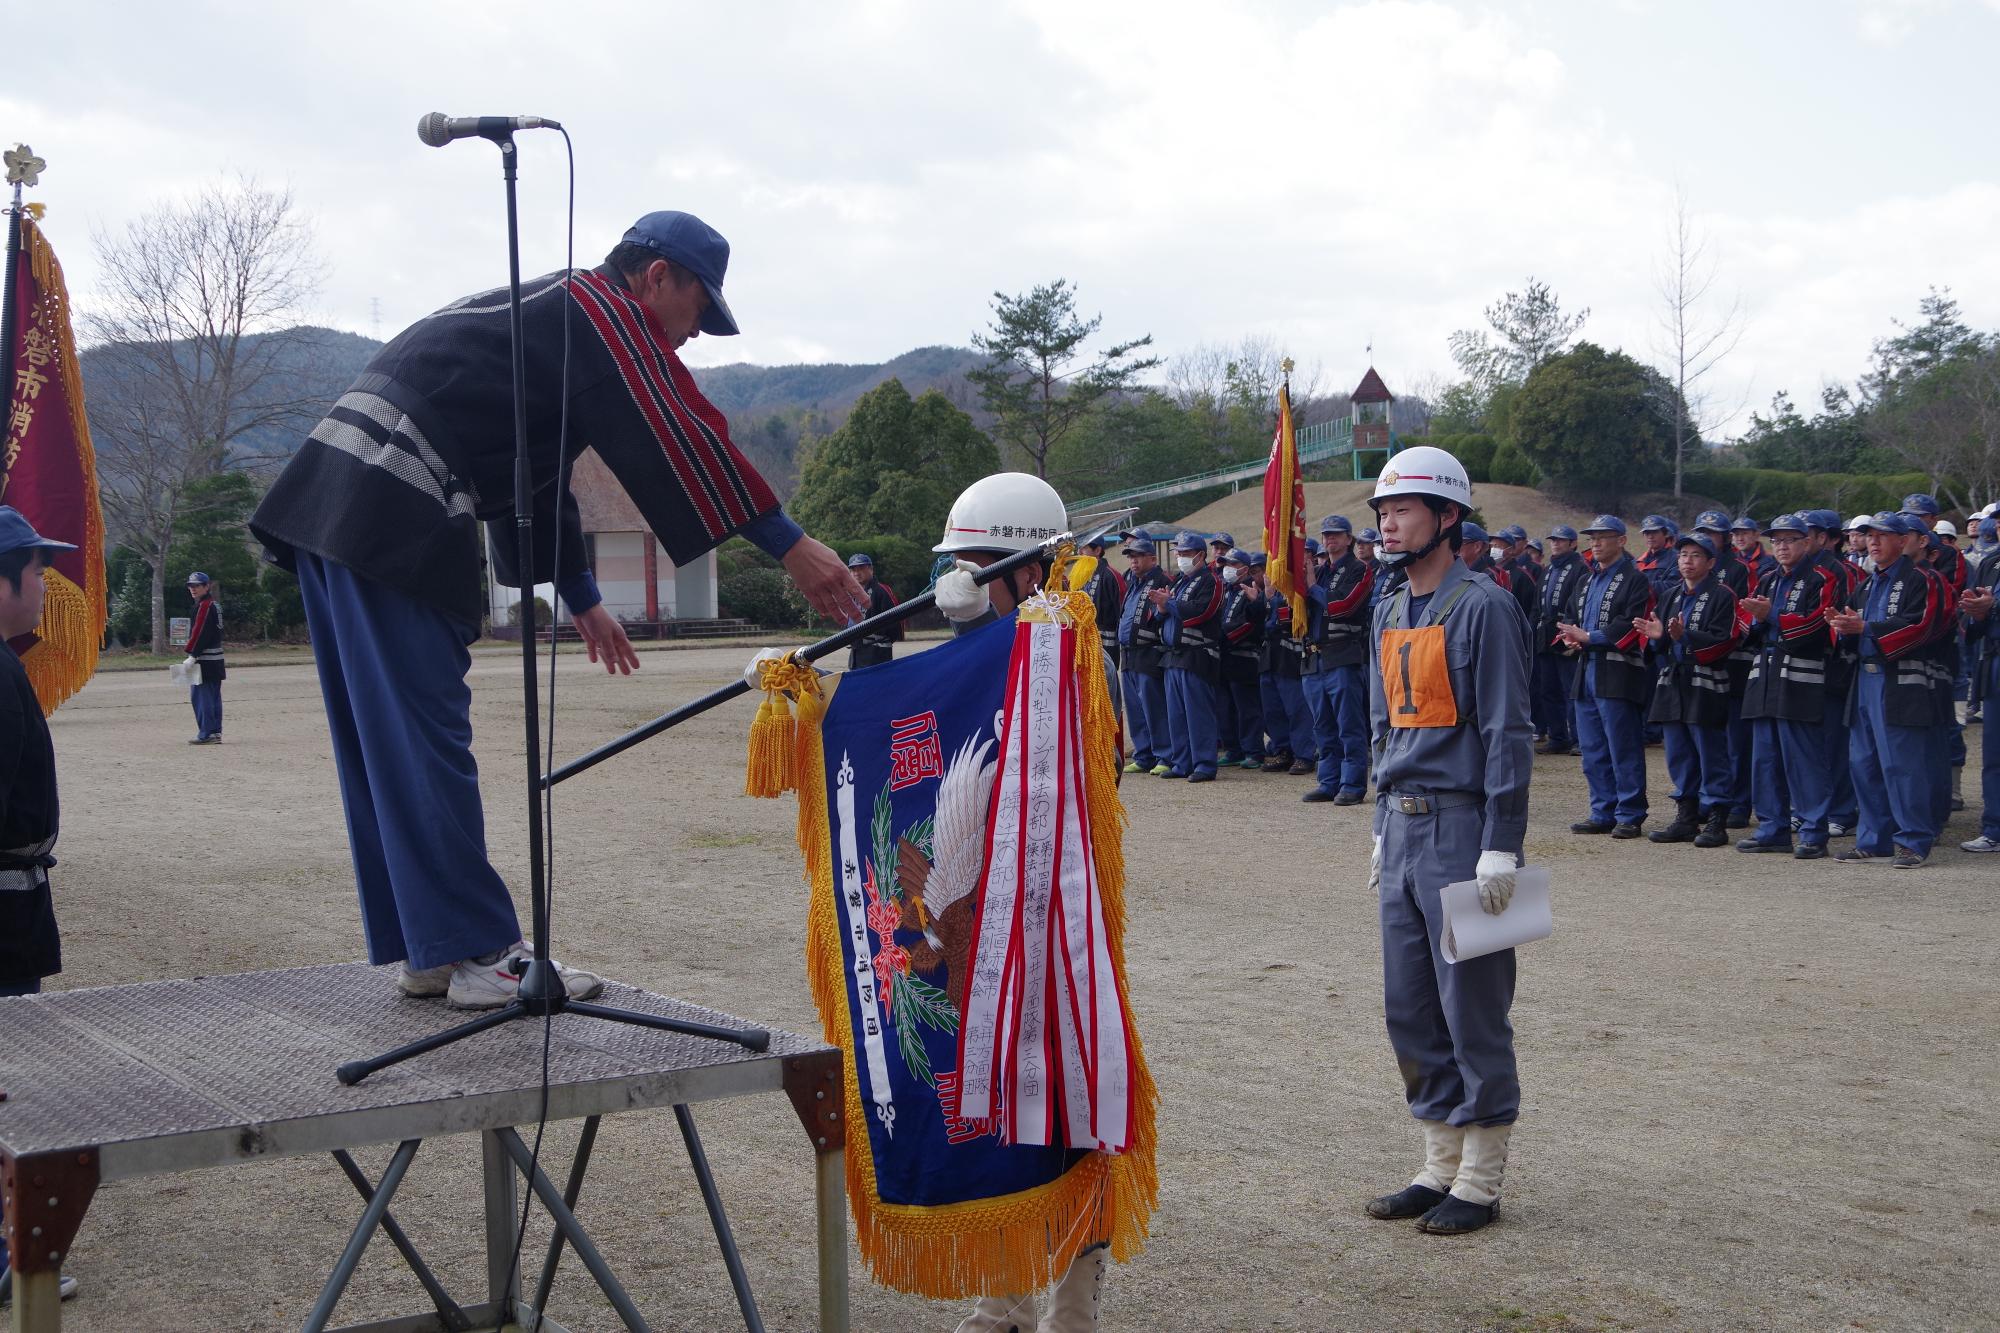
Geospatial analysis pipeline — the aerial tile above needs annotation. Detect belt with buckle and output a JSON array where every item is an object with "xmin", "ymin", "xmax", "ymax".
[
  {"xmin": 1383, "ymin": 790, "xmax": 1482, "ymax": 816},
  {"xmin": 1861, "ymin": 661, "xmax": 1882, "ymax": 673}
]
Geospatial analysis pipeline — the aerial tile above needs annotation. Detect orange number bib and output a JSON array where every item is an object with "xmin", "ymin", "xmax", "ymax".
[{"xmin": 1379, "ymin": 623, "xmax": 1458, "ymax": 728}]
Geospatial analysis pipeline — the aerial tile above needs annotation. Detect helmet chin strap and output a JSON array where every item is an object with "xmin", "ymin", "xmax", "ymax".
[{"xmin": 1375, "ymin": 508, "xmax": 1460, "ymax": 567}]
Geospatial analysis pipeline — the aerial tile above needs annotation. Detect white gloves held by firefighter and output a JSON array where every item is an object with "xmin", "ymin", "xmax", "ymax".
[
  {"xmin": 1367, "ymin": 835, "xmax": 1383, "ymax": 895},
  {"xmin": 1474, "ymin": 849, "xmax": 1519, "ymax": 916},
  {"xmin": 933, "ymin": 559, "xmax": 989, "ymax": 622}
]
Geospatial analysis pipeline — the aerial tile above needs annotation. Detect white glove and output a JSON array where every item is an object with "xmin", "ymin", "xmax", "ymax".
[
  {"xmin": 181, "ymin": 654, "xmax": 197, "ymax": 668},
  {"xmin": 1475, "ymin": 849, "xmax": 1519, "ymax": 916},
  {"xmin": 1367, "ymin": 835, "xmax": 1383, "ymax": 895},
  {"xmin": 934, "ymin": 559, "xmax": 990, "ymax": 622},
  {"xmin": 743, "ymin": 647, "xmax": 802, "ymax": 689}
]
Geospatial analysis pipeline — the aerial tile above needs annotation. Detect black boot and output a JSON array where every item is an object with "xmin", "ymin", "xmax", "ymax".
[
  {"xmin": 1366, "ymin": 1183, "xmax": 1449, "ymax": 1220},
  {"xmin": 1649, "ymin": 796, "xmax": 1700, "ymax": 843},
  {"xmin": 1692, "ymin": 806, "xmax": 1730, "ymax": 848}
]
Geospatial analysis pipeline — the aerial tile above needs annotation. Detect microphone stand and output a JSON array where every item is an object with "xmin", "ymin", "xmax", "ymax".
[{"xmin": 338, "ymin": 130, "xmax": 767, "ymax": 1086}]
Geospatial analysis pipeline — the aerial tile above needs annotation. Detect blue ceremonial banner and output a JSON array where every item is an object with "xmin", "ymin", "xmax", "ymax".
[{"xmin": 752, "ymin": 607, "xmax": 1157, "ymax": 1298}]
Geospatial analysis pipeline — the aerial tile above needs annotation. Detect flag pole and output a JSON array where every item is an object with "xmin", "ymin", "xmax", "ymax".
[{"xmin": 0, "ymin": 177, "xmax": 25, "ymax": 420}]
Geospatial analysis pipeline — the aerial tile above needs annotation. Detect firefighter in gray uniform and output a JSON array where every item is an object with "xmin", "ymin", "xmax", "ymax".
[{"xmin": 1360, "ymin": 446, "xmax": 1532, "ymax": 1236}]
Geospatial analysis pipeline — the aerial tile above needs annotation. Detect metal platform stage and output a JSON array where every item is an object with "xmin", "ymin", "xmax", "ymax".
[{"xmin": 0, "ymin": 962, "xmax": 847, "ymax": 1333}]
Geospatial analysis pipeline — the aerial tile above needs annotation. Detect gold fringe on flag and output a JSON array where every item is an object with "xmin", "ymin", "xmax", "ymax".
[{"xmin": 761, "ymin": 586, "xmax": 1159, "ymax": 1299}]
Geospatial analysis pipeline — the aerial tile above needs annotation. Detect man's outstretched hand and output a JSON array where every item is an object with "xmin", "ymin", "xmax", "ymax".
[
  {"xmin": 783, "ymin": 536, "xmax": 871, "ymax": 625},
  {"xmin": 573, "ymin": 603, "xmax": 641, "ymax": 675}
]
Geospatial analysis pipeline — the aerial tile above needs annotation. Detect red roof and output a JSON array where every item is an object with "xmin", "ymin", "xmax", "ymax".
[{"xmin": 1351, "ymin": 366, "xmax": 1394, "ymax": 404}]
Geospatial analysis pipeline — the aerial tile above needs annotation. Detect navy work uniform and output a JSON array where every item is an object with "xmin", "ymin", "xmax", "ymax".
[
  {"xmin": 1532, "ymin": 527, "xmax": 1584, "ymax": 752},
  {"xmin": 1845, "ymin": 515, "xmax": 1949, "ymax": 862},
  {"xmin": 1633, "ymin": 515, "xmax": 1680, "ymax": 744},
  {"xmin": 1569, "ymin": 518, "xmax": 1654, "ymax": 831},
  {"xmin": 1370, "ymin": 560, "xmax": 1532, "ymax": 1136},
  {"xmin": 1259, "ymin": 554, "xmax": 1316, "ymax": 773},
  {"xmin": 1693, "ymin": 513, "xmax": 1755, "ymax": 824},
  {"xmin": 1215, "ymin": 549, "xmax": 1266, "ymax": 768},
  {"xmin": 1643, "ymin": 534, "xmax": 1741, "ymax": 846},
  {"xmin": 1116, "ymin": 539, "xmax": 1171, "ymax": 774},
  {"xmin": 1079, "ymin": 540, "xmax": 1126, "ymax": 661},
  {"xmin": 845, "ymin": 553, "xmax": 903, "ymax": 670},
  {"xmin": 1739, "ymin": 515, "xmax": 1839, "ymax": 855},
  {"xmin": 1157, "ymin": 534, "xmax": 1225, "ymax": 781},
  {"xmin": 1303, "ymin": 517, "xmax": 1376, "ymax": 801},
  {"xmin": 1964, "ymin": 548, "xmax": 2000, "ymax": 847},
  {"xmin": 1810, "ymin": 512, "xmax": 1864, "ymax": 834},
  {"xmin": 183, "ymin": 573, "xmax": 227, "ymax": 742}
]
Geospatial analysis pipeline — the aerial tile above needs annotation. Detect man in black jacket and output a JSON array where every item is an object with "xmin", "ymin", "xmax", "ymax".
[
  {"xmin": 1117, "ymin": 538, "xmax": 1172, "ymax": 775},
  {"xmin": 1532, "ymin": 526, "xmax": 1584, "ymax": 755},
  {"xmin": 1557, "ymin": 516, "xmax": 1654, "ymax": 836},
  {"xmin": 1639, "ymin": 534, "xmax": 1743, "ymax": 848},
  {"xmin": 182, "ymin": 570, "xmax": 226, "ymax": 743},
  {"xmin": 845, "ymin": 553, "xmax": 902, "ymax": 669}
]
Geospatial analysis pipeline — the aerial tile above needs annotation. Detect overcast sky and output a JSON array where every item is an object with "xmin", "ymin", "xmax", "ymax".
[{"xmin": 14, "ymin": 0, "xmax": 1998, "ymax": 436}]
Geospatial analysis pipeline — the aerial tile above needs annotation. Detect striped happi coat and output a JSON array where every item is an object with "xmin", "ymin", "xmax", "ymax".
[
  {"xmin": 251, "ymin": 266, "xmax": 779, "ymax": 628},
  {"xmin": 1646, "ymin": 576, "xmax": 1742, "ymax": 727},
  {"xmin": 1741, "ymin": 561, "xmax": 1838, "ymax": 723}
]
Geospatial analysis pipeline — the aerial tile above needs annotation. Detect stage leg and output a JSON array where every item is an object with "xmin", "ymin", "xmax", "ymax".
[
  {"xmin": 673, "ymin": 1106, "xmax": 763, "ymax": 1332},
  {"xmin": 494, "ymin": 1128, "xmax": 649, "ymax": 1332},
  {"xmin": 302, "ymin": 1139, "xmax": 421, "ymax": 1333},
  {"xmin": 815, "ymin": 1148, "xmax": 849, "ymax": 1333},
  {"xmin": 532, "ymin": 1115, "xmax": 601, "ymax": 1314},
  {"xmin": 480, "ymin": 1130, "xmax": 520, "ymax": 1314},
  {"xmin": 9, "ymin": 1270, "xmax": 61, "ymax": 1333}
]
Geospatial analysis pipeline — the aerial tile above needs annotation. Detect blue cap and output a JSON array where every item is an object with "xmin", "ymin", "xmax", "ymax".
[
  {"xmin": 1982, "ymin": 518, "xmax": 1998, "ymax": 540},
  {"xmin": 1358, "ymin": 527, "xmax": 1381, "ymax": 544},
  {"xmin": 1694, "ymin": 510, "xmax": 1731, "ymax": 533},
  {"xmin": 185, "ymin": 570, "xmax": 212, "ymax": 586},
  {"xmin": 1249, "ymin": 551, "xmax": 1269, "ymax": 568},
  {"xmin": 1546, "ymin": 524, "xmax": 1579, "ymax": 542},
  {"xmin": 1210, "ymin": 531, "xmax": 1235, "ymax": 547},
  {"xmin": 1765, "ymin": 513, "xmax": 1809, "ymax": 537},
  {"xmin": 0, "ymin": 506, "xmax": 77, "ymax": 559},
  {"xmin": 1861, "ymin": 511, "xmax": 1911, "ymax": 535},
  {"xmin": 1173, "ymin": 531, "xmax": 1207, "ymax": 552},
  {"xmin": 1805, "ymin": 509, "xmax": 1841, "ymax": 532},
  {"xmin": 1639, "ymin": 514, "xmax": 1673, "ymax": 534},
  {"xmin": 1731, "ymin": 515, "xmax": 1761, "ymax": 534},
  {"xmin": 1676, "ymin": 532, "xmax": 1719, "ymax": 559},
  {"xmin": 1121, "ymin": 536, "xmax": 1155, "ymax": 556},
  {"xmin": 1304, "ymin": 536, "xmax": 1322, "ymax": 556},
  {"xmin": 1224, "ymin": 547, "xmax": 1253, "ymax": 565},
  {"xmin": 1526, "ymin": 538, "xmax": 1543, "ymax": 552},
  {"xmin": 1902, "ymin": 493, "xmax": 1940, "ymax": 517},
  {"xmin": 1460, "ymin": 521, "xmax": 1489, "ymax": 544},
  {"xmin": 621, "ymin": 210, "xmax": 740, "ymax": 336},
  {"xmin": 1318, "ymin": 514, "xmax": 1352, "ymax": 535},
  {"xmin": 845, "ymin": 552, "xmax": 872, "ymax": 568},
  {"xmin": 1581, "ymin": 515, "xmax": 1627, "ymax": 536},
  {"xmin": 1500, "ymin": 524, "xmax": 1527, "ymax": 543}
]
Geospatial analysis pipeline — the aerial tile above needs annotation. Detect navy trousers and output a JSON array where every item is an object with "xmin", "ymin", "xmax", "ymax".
[
  {"xmin": 1848, "ymin": 669, "xmax": 1938, "ymax": 857},
  {"xmin": 1575, "ymin": 684, "xmax": 1648, "ymax": 824},
  {"xmin": 1379, "ymin": 801, "xmax": 1518, "ymax": 1127},
  {"xmin": 1263, "ymin": 673, "xmax": 1314, "ymax": 762},
  {"xmin": 1531, "ymin": 654, "xmax": 1576, "ymax": 745},
  {"xmin": 189, "ymin": 680, "xmax": 223, "ymax": 738},
  {"xmin": 1663, "ymin": 719, "xmax": 1731, "ymax": 810},
  {"xmin": 296, "ymin": 552, "xmax": 523, "ymax": 969},
  {"xmin": 1121, "ymin": 668, "xmax": 1167, "ymax": 769},
  {"xmin": 1751, "ymin": 717, "xmax": 1831, "ymax": 849},
  {"xmin": 1303, "ymin": 665, "xmax": 1368, "ymax": 795},
  {"xmin": 1216, "ymin": 677, "xmax": 1264, "ymax": 762},
  {"xmin": 1162, "ymin": 667, "xmax": 1218, "ymax": 778},
  {"xmin": 1724, "ymin": 696, "xmax": 1753, "ymax": 817},
  {"xmin": 1824, "ymin": 699, "xmax": 1858, "ymax": 829}
]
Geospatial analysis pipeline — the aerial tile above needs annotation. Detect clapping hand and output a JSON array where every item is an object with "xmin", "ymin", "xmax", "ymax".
[
  {"xmin": 1667, "ymin": 613, "xmax": 1687, "ymax": 641},
  {"xmin": 1634, "ymin": 614, "xmax": 1665, "ymax": 640}
]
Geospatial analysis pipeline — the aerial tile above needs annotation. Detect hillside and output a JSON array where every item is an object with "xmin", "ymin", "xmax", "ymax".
[
  {"xmin": 693, "ymin": 345, "xmax": 985, "ymax": 419},
  {"xmin": 1168, "ymin": 481, "xmax": 1599, "ymax": 546}
]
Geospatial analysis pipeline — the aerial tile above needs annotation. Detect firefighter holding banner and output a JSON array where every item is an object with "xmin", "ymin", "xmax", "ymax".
[{"xmin": 1361, "ymin": 446, "xmax": 1533, "ymax": 1236}]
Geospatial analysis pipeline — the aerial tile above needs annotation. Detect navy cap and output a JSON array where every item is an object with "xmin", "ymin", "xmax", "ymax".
[
  {"xmin": 1500, "ymin": 524, "xmax": 1527, "ymax": 543},
  {"xmin": 0, "ymin": 507, "xmax": 77, "ymax": 559},
  {"xmin": 1860, "ymin": 511, "xmax": 1911, "ymax": 535},
  {"xmin": 1982, "ymin": 518, "xmax": 1998, "ymax": 540},
  {"xmin": 621, "ymin": 210, "xmax": 740, "ymax": 337},
  {"xmin": 845, "ymin": 552, "xmax": 872, "ymax": 568},
  {"xmin": 1121, "ymin": 537, "xmax": 1155, "ymax": 556},
  {"xmin": 1639, "ymin": 514, "xmax": 1673, "ymax": 533},
  {"xmin": 1902, "ymin": 493, "xmax": 1940, "ymax": 516},
  {"xmin": 1526, "ymin": 538, "xmax": 1544, "ymax": 552},
  {"xmin": 1223, "ymin": 547, "xmax": 1253, "ymax": 565},
  {"xmin": 1173, "ymin": 531, "xmax": 1206, "ymax": 552},
  {"xmin": 1318, "ymin": 514, "xmax": 1352, "ymax": 535},
  {"xmin": 1210, "ymin": 531, "xmax": 1235, "ymax": 547},
  {"xmin": 185, "ymin": 570, "xmax": 211, "ymax": 585},
  {"xmin": 1765, "ymin": 513, "xmax": 1809, "ymax": 537},
  {"xmin": 1358, "ymin": 527, "xmax": 1381, "ymax": 544},
  {"xmin": 1081, "ymin": 533, "xmax": 1109, "ymax": 549},
  {"xmin": 1460, "ymin": 521, "xmax": 1490, "ymax": 544},
  {"xmin": 1249, "ymin": 551, "xmax": 1269, "ymax": 568},
  {"xmin": 1675, "ymin": 532, "xmax": 1718, "ymax": 559},
  {"xmin": 1581, "ymin": 515, "xmax": 1627, "ymax": 536},
  {"xmin": 1694, "ymin": 509, "xmax": 1731, "ymax": 533},
  {"xmin": 1304, "ymin": 536, "xmax": 1322, "ymax": 556},
  {"xmin": 1805, "ymin": 509, "xmax": 1841, "ymax": 532},
  {"xmin": 1731, "ymin": 515, "xmax": 1761, "ymax": 534},
  {"xmin": 1546, "ymin": 524, "xmax": 1579, "ymax": 542}
]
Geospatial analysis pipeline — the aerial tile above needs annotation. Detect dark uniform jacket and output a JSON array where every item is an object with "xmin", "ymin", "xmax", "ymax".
[
  {"xmin": 1741, "ymin": 561, "xmax": 1837, "ymax": 723},
  {"xmin": 1536, "ymin": 551, "xmax": 1585, "ymax": 656},
  {"xmin": 1817, "ymin": 548, "xmax": 1865, "ymax": 703},
  {"xmin": 251, "ymin": 266, "xmax": 783, "ymax": 629},
  {"xmin": 1161, "ymin": 564, "xmax": 1225, "ymax": 681},
  {"xmin": 1572, "ymin": 553, "xmax": 1654, "ymax": 704},
  {"xmin": 1305, "ymin": 552, "xmax": 1375, "ymax": 671},
  {"xmin": 1261, "ymin": 597, "xmax": 1306, "ymax": 678},
  {"xmin": 1219, "ymin": 582, "xmax": 1265, "ymax": 684},
  {"xmin": 1116, "ymin": 565, "xmax": 1170, "ymax": 675},
  {"xmin": 186, "ymin": 595, "xmax": 226, "ymax": 684},
  {"xmin": 1502, "ymin": 556, "xmax": 1541, "ymax": 628},
  {"xmin": 0, "ymin": 641, "xmax": 60, "ymax": 985},
  {"xmin": 1646, "ymin": 576, "xmax": 1741, "ymax": 726},
  {"xmin": 849, "ymin": 580, "xmax": 903, "ymax": 668},
  {"xmin": 1082, "ymin": 561, "xmax": 1126, "ymax": 655},
  {"xmin": 1853, "ymin": 555, "xmax": 1952, "ymax": 729}
]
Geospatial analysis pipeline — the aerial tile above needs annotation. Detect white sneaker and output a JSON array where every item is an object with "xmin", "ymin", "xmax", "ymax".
[
  {"xmin": 1960, "ymin": 835, "xmax": 2000, "ymax": 853},
  {"xmin": 955, "ymin": 1294, "xmax": 1039, "ymax": 1332},
  {"xmin": 0, "ymin": 1273, "xmax": 79, "ymax": 1304},
  {"xmin": 396, "ymin": 960, "xmax": 455, "ymax": 998},
  {"xmin": 1827, "ymin": 823, "xmax": 1853, "ymax": 838},
  {"xmin": 447, "ymin": 946, "xmax": 607, "ymax": 1009}
]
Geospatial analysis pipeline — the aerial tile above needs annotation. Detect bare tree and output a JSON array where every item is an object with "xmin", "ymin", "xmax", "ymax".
[
  {"xmin": 1400, "ymin": 371, "xmax": 1452, "ymax": 436},
  {"xmin": 1654, "ymin": 186, "xmax": 1745, "ymax": 497},
  {"xmin": 85, "ymin": 178, "xmax": 326, "ymax": 652}
]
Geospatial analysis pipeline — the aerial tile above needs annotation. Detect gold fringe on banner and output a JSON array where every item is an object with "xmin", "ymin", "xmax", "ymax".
[
  {"xmin": 15, "ymin": 215, "xmax": 107, "ymax": 716},
  {"xmin": 763, "ymin": 589, "xmax": 1159, "ymax": 1300}
]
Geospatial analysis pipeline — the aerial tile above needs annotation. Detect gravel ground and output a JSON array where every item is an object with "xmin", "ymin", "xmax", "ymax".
[{"xmin": 24, "ymin": 644, "xmax": 2000, "ymax": 1332}]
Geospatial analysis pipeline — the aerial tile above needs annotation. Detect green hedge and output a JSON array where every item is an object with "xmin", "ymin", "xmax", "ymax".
[
  {"xmin": 1679, "ymin": 467, "xmax": 1935, "ymax": 519},
  {"xmin": 1489, "ymin": 440, "xmax": 1539, "ymax": 488}
]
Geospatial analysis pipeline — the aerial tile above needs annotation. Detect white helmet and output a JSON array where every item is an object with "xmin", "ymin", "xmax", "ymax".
[
  {"xmin": 1368, "ymin": 445, "xmax": 1473, "ymax": 512},
  {"xmin": 934, "ymin": 472, "xmax": 1069, "ymax": 554},
  {"xmin": 1845, "ymin": 514, "xmax": 1872, "ymax": 531},
  {"xmin": 1935, "ymin": 519, "xmax": 1958, "ymax": 538}
]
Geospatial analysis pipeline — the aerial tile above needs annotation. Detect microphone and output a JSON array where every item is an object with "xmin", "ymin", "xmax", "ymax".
[{"xmin": 417, "ymin": 113, "xmax": 562, "ymax": 147}]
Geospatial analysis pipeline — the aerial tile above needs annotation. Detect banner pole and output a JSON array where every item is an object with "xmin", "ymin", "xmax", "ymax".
[{"xmin": 0, "ymin": 178, "xmax": 24, "ymax": 451}]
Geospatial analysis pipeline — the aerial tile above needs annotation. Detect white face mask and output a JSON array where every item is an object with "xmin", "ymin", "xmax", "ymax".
[
  {"xmin": 1176, "ymin": 556, "xmax": 1196, "ymax": 574},
  {"xmin": 1490, "ymin": 545, "xmax": 1508, "ymax": 563},
  {"xmin": 1222, "ymin": 566, "xmax": 1241, "ymax": 584}
]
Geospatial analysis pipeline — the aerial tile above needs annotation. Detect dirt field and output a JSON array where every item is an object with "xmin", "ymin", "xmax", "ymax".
[{"xmin": 24, "ymin": 643, "xmax": 2000, "ymax": 1332}]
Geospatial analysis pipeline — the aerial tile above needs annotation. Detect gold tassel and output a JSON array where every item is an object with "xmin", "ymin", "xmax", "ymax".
[{"xmin": 20, "ymin": 569, "xmax": 98, "ymax": 717}]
